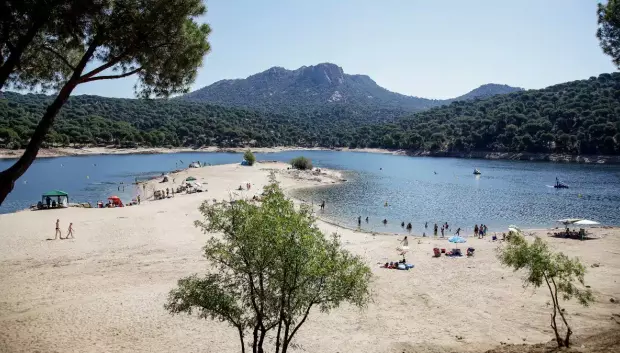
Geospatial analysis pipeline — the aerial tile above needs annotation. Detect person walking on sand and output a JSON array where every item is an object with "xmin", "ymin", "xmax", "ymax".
[
  {"xmin": 54, "ymin": 219, "xmax": 62, "ymax": 240},
  {"xmin": 66, "ymin": 223, "xmax": 75, "ymax": 239},
  {"xmin": 400, "ymin": 236, "xmax": 409, "ymax": 247}
]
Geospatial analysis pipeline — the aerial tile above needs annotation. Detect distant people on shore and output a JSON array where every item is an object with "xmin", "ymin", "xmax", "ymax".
[{"xmin": 50, "ymin": 219, "xmax": 74, "ymax": 240}]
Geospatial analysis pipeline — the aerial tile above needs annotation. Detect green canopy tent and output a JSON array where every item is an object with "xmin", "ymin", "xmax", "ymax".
[
  {"xmin": 185, "ymin": 176, "xmax": 197, "ymax": 182},
  {"xmin": 41, "ymin": 190, "xmax": 69, "ymax": 208}
]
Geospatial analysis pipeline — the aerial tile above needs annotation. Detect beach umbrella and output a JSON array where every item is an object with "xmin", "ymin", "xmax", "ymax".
[
  {"xmin": 507, "ymin": 224, "xmax": 522, "ymax": 233},
  {"xmin": 107, "ymin": 196, "xmax": 120, "ymax": 200},
  {"xmin": 573, "ymin": 219, "xmax": 599, "ymax": 226},
  {"xmin": 557, "ymin": 218, "xmax": 582, "ymax": 225},
  {"xmin": 185, "ymin": 176, "xmax": 196, "ymax": 181},
  {"xmin": 448, "ymin": 235, "xmax": 466, "ymax": 249}
]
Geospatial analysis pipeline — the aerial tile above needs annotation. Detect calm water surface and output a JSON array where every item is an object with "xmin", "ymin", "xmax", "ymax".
[{"xmin": 1, "ymin": 151, "xmax": 619, "ymax": 235}]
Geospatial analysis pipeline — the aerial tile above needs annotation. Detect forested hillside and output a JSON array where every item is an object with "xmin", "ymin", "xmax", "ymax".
[
  {"xmin": 1, "ymin": 72, "xmax": 619, "ymax": 155},
  {"xmin": 361, "ymin": 72, "xmax": 620, "ymax": 155},
  {"xmin": 0, "ymin": 92, "xmax": 361, "ymax": 148}
]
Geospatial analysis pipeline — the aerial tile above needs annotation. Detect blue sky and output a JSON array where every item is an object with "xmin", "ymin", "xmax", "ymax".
[{"xmin": 72, "ymin": 0, "xmax": 617, "ymax": 99}]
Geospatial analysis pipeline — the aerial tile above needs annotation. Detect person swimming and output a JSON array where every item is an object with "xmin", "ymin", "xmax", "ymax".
[{"xmin": 382, "ymin": 219, "xmax": 388, "ymax": 225}]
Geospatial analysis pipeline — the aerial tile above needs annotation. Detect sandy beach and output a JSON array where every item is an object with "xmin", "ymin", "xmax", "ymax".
[
  {"xmin": 0, "ymin": 162, "xmax": 618, "ymax": 353},
  {"xmin": 0, "ymin": 146, "xmax": 402, "ymax": 160}
]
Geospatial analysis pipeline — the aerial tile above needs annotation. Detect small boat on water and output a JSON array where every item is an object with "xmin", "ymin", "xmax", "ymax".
[
  {"xmin": 473, "ymin": 169, "xmax": 481, "ymax": 175},
  {"xmin": 554, "ymin": 177, "xmax": 569, "ymax": 189}
]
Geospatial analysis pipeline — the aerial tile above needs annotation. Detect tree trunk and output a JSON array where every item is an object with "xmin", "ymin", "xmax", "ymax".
[
  {"xmin": 544, "ymin": 275, "xmax": 564, "ymax": 347},
  {"xmin": 0, "ymin": 36, "xmax": 98, "ymax": 206},
  {"xmin": 0, "ymin": 80, "xmax": 78, "ymax": 205}
]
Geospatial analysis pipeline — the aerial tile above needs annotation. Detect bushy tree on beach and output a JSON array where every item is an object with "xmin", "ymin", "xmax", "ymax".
[
  {"xmin": 597, "ymin": 0, "xmax": 620, "ymax": 69},
  {"xmin": 290, "ymin": 156, "xmax": 312, "ymax": 170},
  {"xmin": 165, "ymin": 177, "xmax": 372, "ymax": 353},
  {"xmin": 243, "ymin": 150, "xmax": 256, "ymax": 166},
  {"xmin": 0, "ymin": 0, "xmax": 211, "ymax": 206},
  {"xmin": 497, "ymin": 234, "xmax": 594, "ymax": 348}
]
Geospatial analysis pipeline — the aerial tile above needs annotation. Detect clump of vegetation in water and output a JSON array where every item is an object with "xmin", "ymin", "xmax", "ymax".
[
  {"xmin": 165, "ymin": 176, "xmax": 371, "ymax": 353},
  {"xmin": 291, "ymin": 156, "xmax": 312, "ymax": 170},
  {"xmin": 497, "ymin": 233, "xmax": 594, "ymax": 348},
  {"xmin": 243, "ymin": 150, "xmax": 256, "ymax": 166}
]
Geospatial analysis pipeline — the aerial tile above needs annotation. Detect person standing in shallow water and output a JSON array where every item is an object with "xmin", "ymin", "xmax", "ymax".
[
  {"xmin": 357, "ymin": 216, "xmax": 361, "ymax": 226},
  {"xmin": 425, "ymin": 221, "xmax": 428, "ymax": 229},
  {"xmin": 434, "ymin": 223, "xmax": 438, "ymax": 236}
]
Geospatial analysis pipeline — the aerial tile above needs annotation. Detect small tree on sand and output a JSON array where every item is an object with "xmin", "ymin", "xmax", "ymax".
[
  {"xmin": 290, "ymin": 156, "xmax": 312, "ymax": 170},
  {"xmin": 497, "ymin": 234, "xmax": 594, "ymax": 348},
  {"xmin": 243, "ymin": 150, "xmax": 256, "ymax": 166},
  {"xmin": 165, "ymin": 176, "xmax": 372, "ymax": 353}
]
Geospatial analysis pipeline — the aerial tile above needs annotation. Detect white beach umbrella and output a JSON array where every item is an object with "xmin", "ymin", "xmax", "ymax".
[
  {"xmin": 557, "ymin": 218, "xmax": 582, "ymax": 225},
  {"xmin": 573, "ymin": 219, "xmax": 599, "ymax": 226},
  {"xmin": 508, "ymin": 225, "xmax": 521, "ymax": 232}
]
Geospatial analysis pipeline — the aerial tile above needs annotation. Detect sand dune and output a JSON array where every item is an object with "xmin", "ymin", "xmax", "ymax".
[{"xmin": 0, "ymin": 162, "xmax": 618, "ymax": 353}]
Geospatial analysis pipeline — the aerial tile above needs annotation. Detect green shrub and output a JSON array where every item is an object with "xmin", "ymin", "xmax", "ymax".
[
  {"xmin": 291, "ymin": 156, "xmax": 312, "ymax": 170},
  {"xmin": 243, "ymin": 150, "xmax": 256, "ymax": 166}
]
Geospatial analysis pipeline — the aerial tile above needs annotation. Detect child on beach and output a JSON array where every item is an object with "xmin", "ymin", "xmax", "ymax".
[{"xmin": 66, "ymin": 223, "xmax": 74, "ymax": 239}]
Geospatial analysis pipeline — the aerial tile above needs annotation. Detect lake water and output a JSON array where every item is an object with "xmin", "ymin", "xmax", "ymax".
[{"xmin": 1, "ymin": 151, "xmax": 619, "ymax": 235}]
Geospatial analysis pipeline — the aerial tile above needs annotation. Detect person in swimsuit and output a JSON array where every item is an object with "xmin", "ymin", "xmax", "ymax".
[
  {"xmin": 54, "ymin": 219, "xmax": 62, "ymax": 240},
  {"xmin": 66, "ymin": 223, "xmax": 74, "ymax": 239}
]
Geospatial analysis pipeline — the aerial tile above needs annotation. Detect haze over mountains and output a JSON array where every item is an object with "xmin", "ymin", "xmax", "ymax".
[{"xmin": 182, "ymin": 63, "xmax": 523, "ymax": 114}]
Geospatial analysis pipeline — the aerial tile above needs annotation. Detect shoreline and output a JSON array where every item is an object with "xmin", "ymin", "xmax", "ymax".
[
  {"xmin": 2, "ymin": 146, "xmax": 619, "ymax": 164},
  {"xmin": 0, "ymin": 146, "xmax": 400, "ymax": 160}
]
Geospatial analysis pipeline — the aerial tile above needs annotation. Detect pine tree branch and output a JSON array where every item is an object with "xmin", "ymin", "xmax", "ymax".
[
  {"xmin": 40, "ymin": 46, "xmax": 76, "ymax": 71},
  {"xmin": 81, "ymin": 67, "xmax": 142, "ymax": 82}
]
